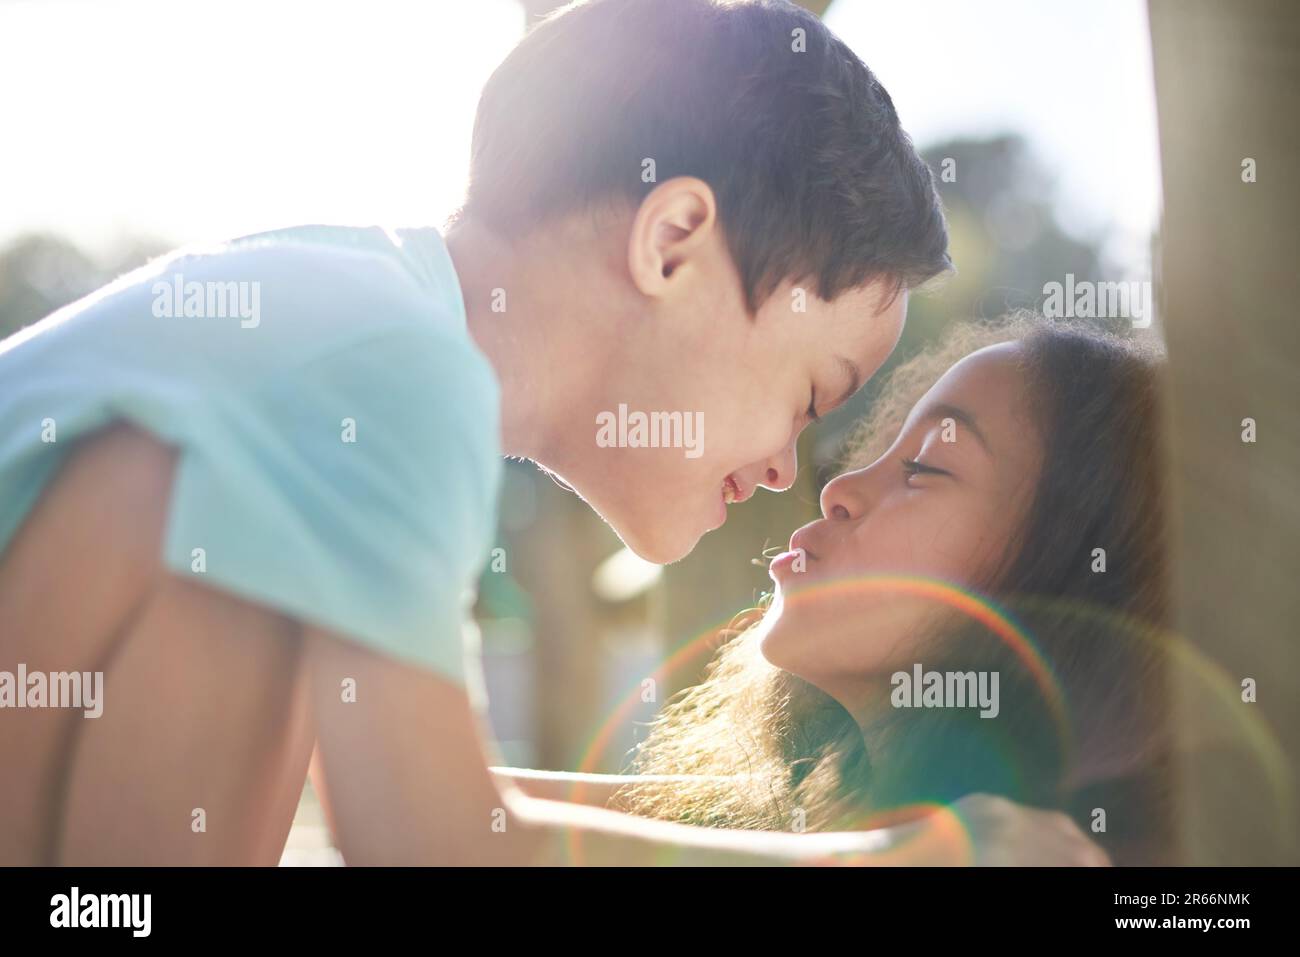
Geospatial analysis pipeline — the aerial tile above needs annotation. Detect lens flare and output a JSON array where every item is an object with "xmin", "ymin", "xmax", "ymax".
[{"xmin": 559, "ymin": 573, "xmax": 1292, "ymax": 865}]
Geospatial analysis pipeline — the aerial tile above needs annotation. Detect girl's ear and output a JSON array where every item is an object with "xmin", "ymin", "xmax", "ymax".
[{"xmin": 626, "ymin": 177, "xmax": 718, "ymax": 299}]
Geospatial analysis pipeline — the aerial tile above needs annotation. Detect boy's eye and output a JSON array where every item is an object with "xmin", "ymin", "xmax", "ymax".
[
  {"xmin": 807, "ymin": 387, "xmax": 822, "ymax": 424},
  {"xmin": 901, "ymin": 457, "xmax": 950, "ymax": 482}
]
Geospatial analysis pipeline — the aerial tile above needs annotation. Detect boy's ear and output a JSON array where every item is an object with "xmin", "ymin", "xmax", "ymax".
[{"xmin": 626, "ymin": 177, "xmax": 719, "ymax": 299}]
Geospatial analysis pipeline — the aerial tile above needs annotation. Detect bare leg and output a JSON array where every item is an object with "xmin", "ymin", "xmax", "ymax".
[{"xmin": 0, "ymin": 424, "xmax": 315, "ymax": 865}]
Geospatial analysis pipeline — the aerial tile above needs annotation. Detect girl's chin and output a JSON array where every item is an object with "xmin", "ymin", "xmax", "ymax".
[
  {"xmin": 769, "ymin": 561, "xmax": 832, "ymax": 598},
  {"xmin": 755, "ymin": 602, "xmax": 808, "ymax": 667},
  {"xmin": 755, "ymin": 626, "xmax": 788, "ymax": 669},
  {"xmin": 756, "ymin": 626, "xmax": 822, "ymax": 687}
]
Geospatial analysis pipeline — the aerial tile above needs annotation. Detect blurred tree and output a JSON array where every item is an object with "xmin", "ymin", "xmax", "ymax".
[
  {"xmin": 0, "ymin": 234, "xmax": 168, "ymax": 339},
  {"xmin": 810, "ymin": 134, "xmax": 1106, "ymax": 474},
  {"xmin": 0, "ymin": 234, "xmax": 99, "ymax": 339}
]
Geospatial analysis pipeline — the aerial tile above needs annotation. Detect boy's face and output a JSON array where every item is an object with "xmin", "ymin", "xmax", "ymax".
[{"xmin": 561, "ymin": 193, "xmax": 907, "ymax": 563}]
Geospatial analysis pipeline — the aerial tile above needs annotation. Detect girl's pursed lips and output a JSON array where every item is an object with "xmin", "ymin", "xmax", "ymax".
[{"xmin": 789, "ymin": 526, "xmax": 820, "ymax": 562}]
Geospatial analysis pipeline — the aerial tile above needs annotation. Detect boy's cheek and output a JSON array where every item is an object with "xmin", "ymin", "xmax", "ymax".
[{"xmin": 738, "ymin": 411, "xmax": 800, "ymax": 467}]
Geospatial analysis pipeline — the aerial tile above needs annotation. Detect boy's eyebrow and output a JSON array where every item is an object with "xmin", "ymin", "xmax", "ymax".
[
  {"xmin": 832, "ymin": 356, "xmax": 863, "ymax": 409},
  {"xmin": 922, "ymin": 403, "xmax": 992, "ymax": 453}
]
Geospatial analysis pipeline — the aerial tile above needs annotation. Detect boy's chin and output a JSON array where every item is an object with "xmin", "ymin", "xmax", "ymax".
[
  {"xmin": 617, "ymin": 529, "xmax": 699, "ymax": 566},
  {"xmin": 609, "ymin": 513, "xmax": 705, "ymax": 566}
]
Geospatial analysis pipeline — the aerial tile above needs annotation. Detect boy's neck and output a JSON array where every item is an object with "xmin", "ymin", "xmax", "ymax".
[{"xmin": 444, "ymin": 217, "xmax": 578, "ymax": 464}]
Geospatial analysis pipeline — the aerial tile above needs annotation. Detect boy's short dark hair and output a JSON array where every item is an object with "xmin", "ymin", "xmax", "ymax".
[{"xmin": 462, "ymin": 0, "xmax": 951, "ymax": 311}]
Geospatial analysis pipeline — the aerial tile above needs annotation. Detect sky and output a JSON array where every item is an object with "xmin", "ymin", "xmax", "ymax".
[
  {"xmin": 0, "ymin": 0, "xmax": 1161, "ymax": 274},
  {"xmin": 0, "ymin": 0, "xmax": 523, "ymax": 254}
]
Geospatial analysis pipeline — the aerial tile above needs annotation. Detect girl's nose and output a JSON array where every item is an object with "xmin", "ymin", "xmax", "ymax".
[{"xmin": 819, "ymin": 466, "xmax": 870, "ymax": 521}]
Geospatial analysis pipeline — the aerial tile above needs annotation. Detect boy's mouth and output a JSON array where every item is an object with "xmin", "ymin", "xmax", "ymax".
[{"xmin": 721, "ymin": 474, "xmax": 746, "ymax": 505}]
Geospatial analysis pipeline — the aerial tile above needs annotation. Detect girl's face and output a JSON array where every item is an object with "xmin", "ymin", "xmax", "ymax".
[{"xmin": 760, "ymin": 342, "xmax": 1044, "ymax": 710}]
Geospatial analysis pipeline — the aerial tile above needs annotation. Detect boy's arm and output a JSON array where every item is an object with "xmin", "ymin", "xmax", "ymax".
[
  {"xmin": 490, "ymin": 768, "xmax": 728, "ymax": 808},
  {"xmin": 308, "ymin": 629, "xmax": 1108, "ymax": 866},
  {"xmin": 308, "ymin": 627, "xmax": 860, "ymax": 865},
  {"xmin": 490, "ymin": 768, "xmax": 626, "ymax": 807},
  {"xmin": 489, "ymin": 769, "xmax": 1113, "ymax": 866}
]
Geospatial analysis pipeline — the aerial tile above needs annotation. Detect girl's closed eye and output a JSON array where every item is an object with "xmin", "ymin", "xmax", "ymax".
[{"xmin": 901, "ymin": 456, "xmax": 951, "ymax": 484}]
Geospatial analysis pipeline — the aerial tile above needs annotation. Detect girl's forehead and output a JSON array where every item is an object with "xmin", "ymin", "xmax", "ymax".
[
  {"xmin": 914, "ymin": 342, "xmax": 1024, "ymax": 414},
  {"xmin": 905, "ymin": 342, "xmax": 1044, "ymax": 479}
]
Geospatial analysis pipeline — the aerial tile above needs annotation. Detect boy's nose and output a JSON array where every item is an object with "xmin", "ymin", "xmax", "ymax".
[{"xmin": 756, "ymin": 440, "xmax": 798, "ymax": 492}]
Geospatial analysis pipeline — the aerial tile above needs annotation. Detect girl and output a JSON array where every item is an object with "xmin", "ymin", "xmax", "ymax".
[{"xmin": 516, "ymin": 318, "xmax": 1175, "ymax": 864}]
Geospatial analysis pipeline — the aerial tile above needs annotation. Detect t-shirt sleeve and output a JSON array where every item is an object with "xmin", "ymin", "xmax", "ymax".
[{"xmin": 160, "ymin": 323, "xmax": 502, "ymax": 684}]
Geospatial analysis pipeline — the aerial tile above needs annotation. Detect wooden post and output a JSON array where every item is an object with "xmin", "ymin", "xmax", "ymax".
[{"xmin": 1149, "ymin": 0, "xmax": 1300, "ymax": 864}]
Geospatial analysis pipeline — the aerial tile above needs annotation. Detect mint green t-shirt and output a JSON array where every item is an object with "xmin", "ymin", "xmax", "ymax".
[{"xmin": 0, "ymin": 224, "xmax": 502, "ymax": 684}]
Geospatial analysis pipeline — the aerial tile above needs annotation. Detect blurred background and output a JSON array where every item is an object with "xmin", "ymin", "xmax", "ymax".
[{"xmin": 2, "ymin": 0, "xmax": 1291, "ymax": 864}]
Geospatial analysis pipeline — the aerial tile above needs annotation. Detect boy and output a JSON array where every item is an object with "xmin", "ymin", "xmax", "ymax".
[{"xmin": 0, "ymin": 0, "xmax": 1103, "ymax": 865}]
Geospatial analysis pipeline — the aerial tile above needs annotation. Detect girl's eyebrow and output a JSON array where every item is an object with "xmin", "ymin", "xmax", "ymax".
[{"xmin": 920, "ymin": 402, "xmax": 992, "ymax": 454}]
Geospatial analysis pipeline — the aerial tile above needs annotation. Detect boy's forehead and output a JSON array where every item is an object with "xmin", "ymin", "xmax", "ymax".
[{"xmin": 825, "ymin": 284, "xmax": 908, "ymax": 387}]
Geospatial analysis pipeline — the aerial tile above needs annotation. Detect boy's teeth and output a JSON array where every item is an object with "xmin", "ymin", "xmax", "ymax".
[{"xmin": 722, "ymin": 479, "xmax": 736, "ymax": 504}]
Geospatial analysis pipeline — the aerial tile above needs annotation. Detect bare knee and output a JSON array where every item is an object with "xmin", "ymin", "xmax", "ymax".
[{"xmin": 55, "ymin": 576, "xmax": 313, "ymax": 865}]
